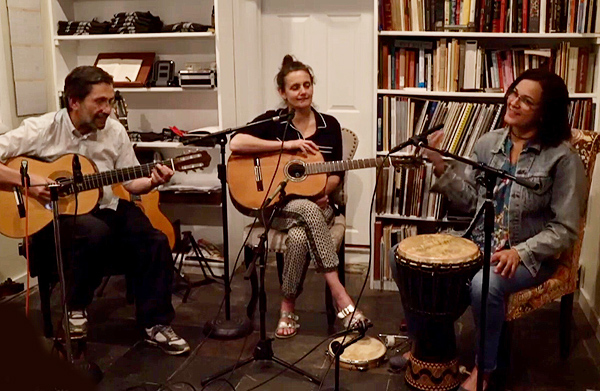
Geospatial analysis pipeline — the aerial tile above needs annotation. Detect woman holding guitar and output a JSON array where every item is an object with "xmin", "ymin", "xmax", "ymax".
[{"xmin": 230, "ymin": 55, "xmax": 371, "ymax": 338}]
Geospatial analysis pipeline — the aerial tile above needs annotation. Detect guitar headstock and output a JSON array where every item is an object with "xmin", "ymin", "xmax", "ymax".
[
  {"xmin": 173, "ymin": 150, "xmax": 212, "ymax": 172},
  {"xmin": 114, "ymin": 91, "xmax": 129, "ymax": 131}
]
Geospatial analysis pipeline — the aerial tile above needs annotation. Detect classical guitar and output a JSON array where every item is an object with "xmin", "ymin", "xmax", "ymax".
[
  {"xmin": 227, "ymin": 150, "xmax": 421, "ymax": 215},
  {"xmin": 112, "ymin": 184, "xmax": 177, "ymax": 249},
  {"xmin": 0, "ymin": 151, "xmax": 210, "ymax": 238}
]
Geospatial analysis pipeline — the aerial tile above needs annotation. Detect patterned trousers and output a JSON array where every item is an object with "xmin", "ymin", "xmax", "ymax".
[{"xmin": 271, "ymin": 198, "xmax": 339, "ymax": 299}]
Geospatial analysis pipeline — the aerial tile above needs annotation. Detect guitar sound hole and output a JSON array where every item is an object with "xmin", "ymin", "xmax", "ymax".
[{"xmin": 287, "ymin": 163, "xmax": 305, "ymax": 179}]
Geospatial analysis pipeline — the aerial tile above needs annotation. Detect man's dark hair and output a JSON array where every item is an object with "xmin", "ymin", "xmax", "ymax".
[
  {"xmin": 505, "ymin": 68, "xmax": 571, "ymax": 148},
  {"xmin": 64, "ymin": 66, "xmax": 113, "ymax": 111}
]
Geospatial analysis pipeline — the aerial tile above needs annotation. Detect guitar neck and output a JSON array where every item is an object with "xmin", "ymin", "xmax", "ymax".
[
  {"xmin": 304, "ymin": 157, "xmax": 389, "ymax": 175},
  {"xmin": 78, "ymin": 159, "xmax": 174, "ymax": 192}
]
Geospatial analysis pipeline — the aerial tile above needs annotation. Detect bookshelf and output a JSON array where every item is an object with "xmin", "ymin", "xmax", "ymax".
[{"xmin": 371, "ymin": 0, "xmax": 600, "ymax": 290}]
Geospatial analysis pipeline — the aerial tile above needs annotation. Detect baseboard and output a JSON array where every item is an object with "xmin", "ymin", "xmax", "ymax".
[
  {"xmin": 13, "ymin": 272, "xmax": 37, "ymax": 288},
  {"xmin": 578, "ymin": 289, "xmax": 600, "ymax": 368}
]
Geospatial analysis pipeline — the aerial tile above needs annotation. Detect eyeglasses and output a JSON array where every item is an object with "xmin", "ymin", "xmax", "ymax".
[
  {"xmin": 93, "ymin": 97, "xmax": 116, "ymax": 109},
  {"xmin": 507, "ymin": 89, "xmax": 539, "ymax": 111}
]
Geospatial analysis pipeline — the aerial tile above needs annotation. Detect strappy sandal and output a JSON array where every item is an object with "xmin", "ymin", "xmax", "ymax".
[
  {"xmin": 337, "ymin": 304, "xmax": 372, "ymax": 330},
  {"xmin": 275, "ymin": 311, "xmax": 299, "ymax": 339}
]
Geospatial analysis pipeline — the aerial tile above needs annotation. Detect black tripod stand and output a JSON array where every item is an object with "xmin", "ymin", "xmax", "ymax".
[
  {"xmin": 182, "ymin": 112, "xmax": 294, "ymax": 340},
  {"xmin": 201, "ymin": 180, "xmax": 321, "ymax": 386}
]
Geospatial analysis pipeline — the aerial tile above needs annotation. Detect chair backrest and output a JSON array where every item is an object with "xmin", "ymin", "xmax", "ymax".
[
  {"xmin": 331, "ymin": 128, "xmax": 359, "ymax": 208},
  {"xmin": 564, "ymin": 129, "xmax": 600, "ymax": 289},
  {"xmin": 341, "ymin": 128, "xmax": 359, "ymax": 160}
]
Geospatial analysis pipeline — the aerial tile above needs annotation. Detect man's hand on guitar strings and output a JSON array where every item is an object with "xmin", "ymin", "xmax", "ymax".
[
  {"xmin": 150, "ymin": 164, "xmax": 174, "ymax": 188},
  {"xmin": 28, "ymin": 173, "xmax": 53, "ymax": 201}
]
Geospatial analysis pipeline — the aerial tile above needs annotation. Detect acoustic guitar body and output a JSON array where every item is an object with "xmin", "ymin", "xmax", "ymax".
[
  {"xmin": 112, "ymin": 184, "xmax": 176, "ymax": 250},
  {"xmin": 227, "ymin": 151, "xmax": 327, "ymax": 215},
  {"xmin": 0, "ymin": 155, "xmax": 99, "ymax": 238}
]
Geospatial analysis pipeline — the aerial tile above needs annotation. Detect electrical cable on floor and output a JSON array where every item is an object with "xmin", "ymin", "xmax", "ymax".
[
  {"xmin": 243, "ymin": 327, "xmax": 360, "ymax": 391},
  {"xmin": 199, "ymin": 378, "xmax": 236, "ymax": 391}
]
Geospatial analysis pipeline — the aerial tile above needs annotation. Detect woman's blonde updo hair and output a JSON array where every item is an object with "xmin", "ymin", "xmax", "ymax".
[{"xmin": 275, "ymin": 54, "xmax": 315, "ymax": 91}]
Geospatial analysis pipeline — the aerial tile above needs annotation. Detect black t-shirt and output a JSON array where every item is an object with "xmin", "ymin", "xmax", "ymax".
[{"xmin": 234, "ymin": 107, "xmax": 344, "ymax": 178}]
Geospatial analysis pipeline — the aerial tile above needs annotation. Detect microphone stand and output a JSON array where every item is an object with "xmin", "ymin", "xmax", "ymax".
[
  {"xmin": 323, "ymin": 324, "xmax": 373, "ymax": 391},
  {"xmin": 182, "ymin": 113, "xmax": 293, "ymax": 340},
  {"xmin": 45, "ymin": 180, "xmax": 103, "ymax": 384},
  {"xmin": 201, "ymin": 179, "xmax": 321, "ymax": 386},
  {"xmin": 389, "ymin": 133, "xmax": 538, "ymax": 391}
]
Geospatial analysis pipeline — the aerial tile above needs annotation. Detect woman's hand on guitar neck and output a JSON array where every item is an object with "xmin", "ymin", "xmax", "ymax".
[{"xmin": 284, "ymin": 139, "xmax": 319, "ymax": 155}]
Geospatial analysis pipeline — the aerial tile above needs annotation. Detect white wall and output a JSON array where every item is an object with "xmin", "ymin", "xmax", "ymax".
[{"xmin": 0, "ymin": 0, "xmax": 32, "ymax": 282}]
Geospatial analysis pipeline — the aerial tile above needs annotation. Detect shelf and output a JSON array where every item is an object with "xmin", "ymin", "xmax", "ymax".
[
  {"xmin": 53, "ymin": 31, "xmax": 215, "ymax": 45},
  {"xmin": 117, "ymin": 87, "xmax": 217, "ymax": 93},
  {"xmin": 378, "ymin": 31, "xmax": 600, "ymax": 39},
  {"xmin": 376, "ymin": 214, "xmax": 471, "ymax": 224},
  {"xmin": 377, "ymin": 89, "xmax": 597, "ymax": 99}
]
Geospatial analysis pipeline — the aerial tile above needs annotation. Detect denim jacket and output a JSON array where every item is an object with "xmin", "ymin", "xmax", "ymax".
[{"xmin": 431, "ymin": 127, "xmax": 587, "ymax": 277}]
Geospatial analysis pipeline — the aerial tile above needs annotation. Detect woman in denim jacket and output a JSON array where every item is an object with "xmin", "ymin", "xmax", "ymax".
[{"xmin": 389, "ymin": 68, "xmax": 587, "ymax": 390}]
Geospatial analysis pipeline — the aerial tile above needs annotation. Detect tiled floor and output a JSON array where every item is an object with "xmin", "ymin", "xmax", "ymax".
[{"xmin": 7, "ymin": 260, "xmax": 600, "ymax": 391}]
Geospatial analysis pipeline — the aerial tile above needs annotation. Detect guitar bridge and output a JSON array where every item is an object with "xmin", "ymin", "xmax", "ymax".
[{"xmin": 253, "ymin": 157, "xmax": 263, "ymax": 192}]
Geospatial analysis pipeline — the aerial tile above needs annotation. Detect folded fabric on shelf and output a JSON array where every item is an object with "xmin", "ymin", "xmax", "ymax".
[
  {"xmin": 108, "ymin": 11, "xmax": 163, "ymax": 34},
  {"xmin": 162, "ymin": 22, "xmax": 212, "ymax": 32},
  {"xmin": 57, "ymin": 19, "xmax": 110, "ymax": 35}
]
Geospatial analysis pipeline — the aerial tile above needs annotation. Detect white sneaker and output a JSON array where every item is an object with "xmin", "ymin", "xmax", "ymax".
[
  {"xmin": 145, "ymin": 325, "xmax": 190, "ymax": 355},
  {"xmin": 67, "ymin": 309, "xmax": 88, "ymax": 339}
]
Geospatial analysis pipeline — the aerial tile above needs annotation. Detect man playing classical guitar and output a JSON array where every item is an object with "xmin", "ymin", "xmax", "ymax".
[{"xmin": 0, "ymin": 66, "xmax": 190, "ymax": 355}]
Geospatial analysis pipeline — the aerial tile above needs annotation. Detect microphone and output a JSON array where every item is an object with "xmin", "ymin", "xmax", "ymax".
[
  {"xmin": 413, "ymin": 123, "xmax": 444, "ymax": 144},
  {"xmin": 389, "ymin": 123, "xmax": 444, "ymax": 154},
  {"xmin": 20, "ymin": 160, "xmax": 29, "ymax": 187},
  {"xmin": 262, "ymin": 179, "xmax": 288, "ymax": 208},
  {"xmin": 72, "ymin": 154, "xmax": 83, "ymax": 193},
  {"xmin": 271, "ymin": 109, "xmax": 295, "ymax": 123}
]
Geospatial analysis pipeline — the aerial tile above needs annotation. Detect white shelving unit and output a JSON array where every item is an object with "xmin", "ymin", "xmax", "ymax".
[
  {"xmin": 45, "ymin": 0, "xmax": 238, "ymax": 262},
  {"xmin": 371, "ymin": 0, "xmax": 600, "ymax": 290}
]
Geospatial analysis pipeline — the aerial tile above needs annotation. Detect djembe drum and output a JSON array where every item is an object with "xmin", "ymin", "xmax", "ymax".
[{"xmin": 395, "ymin": 234, "xmax": 481, "ymax": 391}]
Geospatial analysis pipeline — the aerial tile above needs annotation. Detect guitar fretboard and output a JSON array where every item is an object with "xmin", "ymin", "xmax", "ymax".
[
  {"xmin": 305, "ymin": 158, "xmax": 390, "ymax": 175},
  {"xmin": 76, "ymin": 159, "xmax": 174, "ymax": 192}
]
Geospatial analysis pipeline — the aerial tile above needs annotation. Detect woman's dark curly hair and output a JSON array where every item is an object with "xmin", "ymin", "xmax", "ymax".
[
  {"xmin": 505, "ymin": 68, "xmax": 571, "ymax": 147},
  {"xmin": 275, "ymin": 54, "xmax": 315, "ymax": 91}
]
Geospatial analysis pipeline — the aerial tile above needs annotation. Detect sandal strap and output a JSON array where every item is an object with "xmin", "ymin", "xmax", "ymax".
[
  {"xmin": 277, "ymin": 320, "xmax": 299, "ymax": 330},
  {"xmin": 337, "ymin": 304, "xmax": 355, "ymax": 319},
  {"xmin": 280, "ymin": 311, "xmax": 299, "ymax": 321}
]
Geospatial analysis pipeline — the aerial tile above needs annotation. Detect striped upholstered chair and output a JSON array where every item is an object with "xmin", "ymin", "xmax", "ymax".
[{"xmin": 498, "ymin": 129, "xmax": 600, "ymax": 377}]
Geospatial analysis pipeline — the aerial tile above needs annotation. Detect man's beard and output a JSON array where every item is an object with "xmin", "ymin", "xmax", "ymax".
[{"xmin": 81, "ymin": 114, "xmax": 107, "ymax": 132}]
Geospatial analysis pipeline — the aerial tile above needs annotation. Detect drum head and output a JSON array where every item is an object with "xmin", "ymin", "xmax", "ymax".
[
  {"xmin": 397, "ymin": 234, "xmax": 480, "ymax": 266},
  {"xmin": 328, "ymin": 336, "xmax": 386, "ymax": 370}
]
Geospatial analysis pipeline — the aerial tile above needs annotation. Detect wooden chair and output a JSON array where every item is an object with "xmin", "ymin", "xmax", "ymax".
[
  {"xmin": 498, "ymin": 129, "xmax": 600, "ymax": 380},
  {"xmin": 243, "ymin": 127, "xmax": 359, "ymax": 326}
]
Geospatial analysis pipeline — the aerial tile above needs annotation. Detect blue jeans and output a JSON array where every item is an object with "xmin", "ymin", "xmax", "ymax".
[{"xmin": 388, "ymin": 244, "xmax": 556, "ymax": 372}]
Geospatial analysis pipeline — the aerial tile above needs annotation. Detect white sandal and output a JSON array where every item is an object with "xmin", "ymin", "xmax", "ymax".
[
  {"xmin": 275, "ymin": 311, "xmax": 299, "ymax": 339},
  {"xmin": 337, "ymin": 304, "xmax": 372, "ymax": 330}
]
